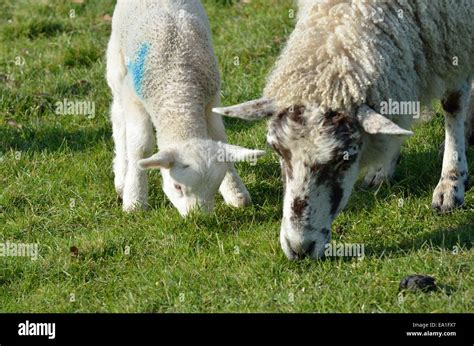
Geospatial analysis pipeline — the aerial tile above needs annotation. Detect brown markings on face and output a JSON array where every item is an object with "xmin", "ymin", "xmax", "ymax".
[
  {"xmin": 442, "ymin": 91, "xmax": 462, "ymax": 115},
  {"xmin": 274, "ymin": 105, "xmax": 306, "ymax": 125},
  {"xmin": 269, "ymin": 105, "xmax": 306, "ymax": 180},
  {"xmin": 272, "ymin": 143, "xmax": 293, "ymax": 180},
  {"xmin": 292, "ymin": 196, "xmax": 308, "ymax": 219},
  {"xmin": 314, "ymin": 110, "xmax": 361, "ymax": 216},
  {"xmin": 287, "ymin": 105, "xmax": 306, "ymax": 124},
  {"xmin": 322, "ymin": 110, "xmax": 360, "ymax": 148},
  {"xmin": 314, "ymin": 163, "xmax": 345, "ymax": 216},
  {"xmin": 271, "ymin": 107, "xmax": 361, "ymax": 221}
]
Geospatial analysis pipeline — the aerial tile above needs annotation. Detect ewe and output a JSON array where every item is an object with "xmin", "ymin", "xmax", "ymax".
[
  {"xmin": 214, "ymin": 0, "xmax": 474, "ymax": 259},
  {"xmin": 106, "ymin": 0, "xmax": 264, "ymax": 216}
]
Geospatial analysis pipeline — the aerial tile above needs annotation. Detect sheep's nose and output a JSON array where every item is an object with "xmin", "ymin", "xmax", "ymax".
[
  {"xmin": 283, "ymin": 238, "xmax": 316, "ymax": 259},
  {"xmin": 301, "ymin": 240, "xmax": 316, "ymax": 256}
]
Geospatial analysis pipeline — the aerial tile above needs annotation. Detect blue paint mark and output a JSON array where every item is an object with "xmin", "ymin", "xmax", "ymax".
[{"xmin": 126, "ymin": 42, "xmax": 150, "ymax": 98}]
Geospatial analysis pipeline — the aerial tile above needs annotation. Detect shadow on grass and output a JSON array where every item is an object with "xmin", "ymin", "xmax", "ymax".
[
  {"xmin": 0, "ymin": 125, "xmax": 111, "ymax": 153},
  {"xmin": 345, "ymin": 145, "xmax": 474, "ymax": 215},
  {"xmin": 364, "ymin": 218, "xmax": 473, "ymax": 259},
  {"xmin": 345, "ymin": 143, "xmax": 473, "ymax": 260},
  {"xmin": 222, "ymin": 116, "xmax": 263, "ymax": 134}
]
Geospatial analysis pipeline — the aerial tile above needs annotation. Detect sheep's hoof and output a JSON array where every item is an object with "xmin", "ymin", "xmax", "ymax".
[
  {"xmin": 360, "ymin": 170, "xmax": 390, "ymax": 189},
  {"xmin": 431, "ymin": 178, "xmax": 465, "ymax": 213}
]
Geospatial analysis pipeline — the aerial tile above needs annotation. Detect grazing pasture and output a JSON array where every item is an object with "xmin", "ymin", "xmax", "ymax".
[{"xmin": 0, "ymin": 0, "xmax": 472, "ymax": 312}]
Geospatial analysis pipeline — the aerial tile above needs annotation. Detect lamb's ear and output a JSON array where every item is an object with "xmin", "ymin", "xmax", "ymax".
[
  {"xmin": 138, "ymin": 150, "xmax": 175, "ymax": 170},
  {"xmin": 356, "ymin": 105, "xmax": 414, "ymax": 136},
  {"xmin": 217, "ymin": 143, "xmax": 266, "ymax": 163},
  {"xmin": 213, "ymin": 98, "xmax": 276, "ymax": 120}
]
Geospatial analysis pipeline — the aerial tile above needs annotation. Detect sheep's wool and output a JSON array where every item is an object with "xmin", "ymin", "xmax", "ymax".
[
  {"xmin": 112, "ymin": 0, "xmax": 220, "ymax": 142},
  {"xmin": 264, "ymin": 0, "xmax": 474, "ymax": 112}
]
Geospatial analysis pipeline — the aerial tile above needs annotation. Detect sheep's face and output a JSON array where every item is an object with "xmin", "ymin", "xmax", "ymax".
[
  {"xmin": 214, "ymin": 99, "xmax": 413, "ymax": 260},
  {"xmin": 267, "ymin": 105, "xmax": 363, "ymax": 259},
  {"xmin": 139, "ymin": 140, "xmax": 265, "ymax": 216}
]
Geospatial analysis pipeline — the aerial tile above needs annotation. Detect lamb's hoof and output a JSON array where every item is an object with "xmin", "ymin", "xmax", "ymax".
[
  {"xmin": 122, "ymin": 200, "xmax": 148, "ymax": 212},
  {"xmin": 115, "ymin": 183, "xmax": 124, "ymax": 200},
  {"xmin": 223, "ymin": 191, "xmax": 253, "ymax": 208},
  {"xmin": 431, "ymin": 178, "xmax": 465, "ymax": 213},
  {"xmin": 116, "ymin": 187, "xmax": 124, "ymax": 201}
]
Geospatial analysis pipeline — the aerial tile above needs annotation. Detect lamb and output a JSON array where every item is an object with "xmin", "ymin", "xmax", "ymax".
[
  {"xmin": 214, "ymin": 0, "xmax": 474, "ymax": 259},
  {"xmin": 106, "ymin": 0, "xmax": 265, "ymax": 216}
]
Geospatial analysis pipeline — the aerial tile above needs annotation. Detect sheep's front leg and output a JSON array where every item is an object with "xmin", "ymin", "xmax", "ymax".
[
  {"xmin": 361, "ymin": 137, "xmax": 403, "ymax": 188},
  {"xmin": 122, "ymin": 96, "xmax": 155, "ymax": 212},
  {"xmin": 432, "ymin": 81, "xmax": 471, "ymax": 213},
  {"xmin": 206, "ymin": 103, "xmax": 252, "ymax": 207},
  {"xmin": 111, "ymin": 98, "xmax": 127, "ymax": 199}
]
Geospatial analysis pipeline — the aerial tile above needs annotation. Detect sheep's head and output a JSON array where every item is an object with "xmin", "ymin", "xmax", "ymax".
[
  {"xmin": 138, "ymin": 139, "xmax": 265, "ymax": 216},
  {"xmin": 213, "ymin": 99, "xmax": 412, "ymax": 260}
]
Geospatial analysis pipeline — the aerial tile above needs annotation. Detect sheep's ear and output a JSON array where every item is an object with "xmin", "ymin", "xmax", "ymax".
[
  {"xmin": 213, "ymin": 98, "xmax": 276, "ymax": 120},
  {"xmin": 138, "ymin": 150, "xmax": 175, "ymax": 169},
  {"xmin": 356, "ymin": 105, "xmax": 413, "ymax": 136},
  {"xmin": 217, "ymin": 143, "xmax": 266, "ymax": 163}
]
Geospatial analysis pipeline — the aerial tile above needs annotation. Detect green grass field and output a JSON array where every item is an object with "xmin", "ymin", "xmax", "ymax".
[{"xmin": 0, "ymin": 0, "xmax": 472, "ymax": 313}]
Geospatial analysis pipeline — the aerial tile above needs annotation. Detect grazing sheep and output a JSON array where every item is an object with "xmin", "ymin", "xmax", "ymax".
[
  {"xmin": 106, "ymin": 0, "xmax": 265, "ymax": 216},
  {"xmin": 214, "ymin": 0, "xmax": 474, "ymax": 259}
]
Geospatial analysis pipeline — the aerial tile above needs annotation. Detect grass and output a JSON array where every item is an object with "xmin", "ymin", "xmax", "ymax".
[{"xmin": 0, "ymin": 0, "xmax": 472, "ymax": 313}]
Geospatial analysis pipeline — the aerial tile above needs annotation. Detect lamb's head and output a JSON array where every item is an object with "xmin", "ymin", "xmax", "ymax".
[
  {"xmin": 213, "ymin": 99, "xmax": 413, "ymax": 260},
  {"xmin": 139, "ymin": 139, "xmax": 265, "ymax": 216}
]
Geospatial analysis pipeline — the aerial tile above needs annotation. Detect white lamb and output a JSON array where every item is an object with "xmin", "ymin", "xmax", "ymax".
[
  {"xmin": 214, "ymin": 0, "xmax": 473, "ymax": 259},
  {"xmin": 106, "ymin": 0, "xmax": 265, "ymax": 216}
]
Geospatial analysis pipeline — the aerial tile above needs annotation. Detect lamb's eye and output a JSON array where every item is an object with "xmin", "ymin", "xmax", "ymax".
[{"xmin": 174, "ymin": 183, "xmax": 182, "ymax": 191}]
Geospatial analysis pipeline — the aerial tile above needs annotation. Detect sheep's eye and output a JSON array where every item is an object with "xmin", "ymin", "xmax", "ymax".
[{"xmin": 174, "ymin": 183, "xmax": 182, "ymax": 192}]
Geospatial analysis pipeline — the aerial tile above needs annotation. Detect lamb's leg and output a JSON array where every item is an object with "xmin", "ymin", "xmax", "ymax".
[
  {"xmin": 122, "ymin": 94, "xmax": 155, "ymax": 212},
  {"xmin": 432, "ymin": 80, "xmax": 471, "ymax": 213},
  {"xmin": 206, "ymin": 98, "xmax": 252, "ymax": 207},
  {"xmin": 111, "ymin": 98, "xmax": 127, "ymax": 199},
  {"xmin": 106, "ymin": 32, "xmax": 128, "ymax": 199}
]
